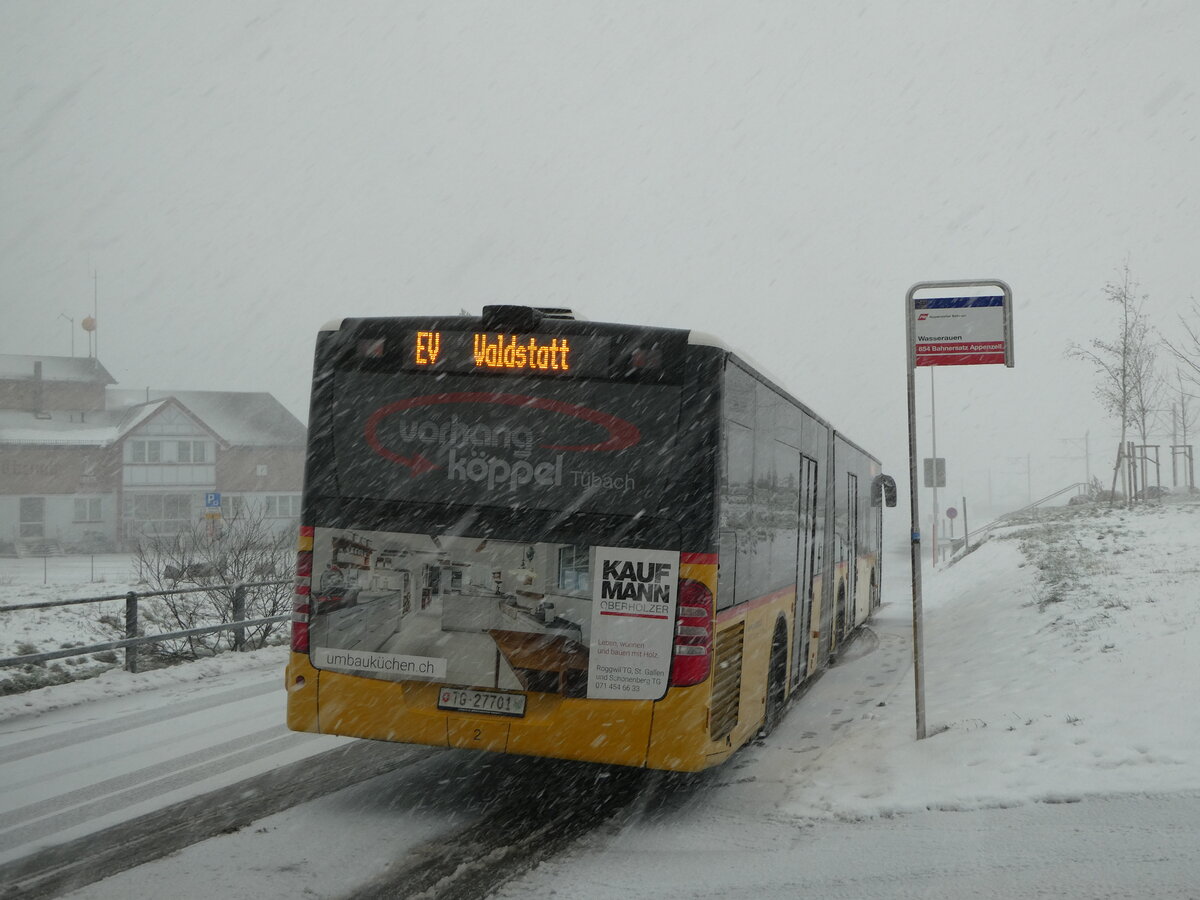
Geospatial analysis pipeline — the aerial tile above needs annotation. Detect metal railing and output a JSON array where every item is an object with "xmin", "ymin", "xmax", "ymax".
[
  {"xmin": 956, "ymin": 482, "xmax": 1090, "ymax": 555},
  {"xmin": 0, "ymin": 580, "xmax": 291, "ymax": 673}
]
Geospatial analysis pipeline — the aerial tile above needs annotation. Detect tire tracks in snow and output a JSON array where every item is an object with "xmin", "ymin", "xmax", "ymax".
[
  {"xmin": 0, "ymin": 680, "xmax": 276, "ymax": 763},
  {"xmin": 0, "ymin": 724, "xmax": 306, "ymax": 853},
  {"xmin": 0, "ymin": 740, "xmax": 434, "ymax": 900},
  {"xmin": 349, "ymin": 761, "xmax": 669, "ymax": 900}
]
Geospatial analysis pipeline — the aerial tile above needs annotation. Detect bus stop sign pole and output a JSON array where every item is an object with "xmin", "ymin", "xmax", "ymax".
[
  {"xmin": 905, "ymin": 352, "xmax": 927, "ymax": 739},
  {"xmin": 906, "ymin": 279, "xmax": 1014, "ymax": 740}
]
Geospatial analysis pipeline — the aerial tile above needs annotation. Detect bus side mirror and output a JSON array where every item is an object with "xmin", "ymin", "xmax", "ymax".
[{"xmin": 873, "ymin": 474, "xmax": 897, "ymax": 508}]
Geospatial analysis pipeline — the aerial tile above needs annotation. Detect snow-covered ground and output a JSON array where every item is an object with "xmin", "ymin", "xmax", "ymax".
[
  {"xmin": 2, "ymin": 499, "xmax": 1198, "ymax": 897},
  {"xmin": 0, "ymin": 553, "xmax": 291, "ymax": 696},
  {"xmin": 0, "ymin": 554, "xmax": 161, "ymax": 695}
]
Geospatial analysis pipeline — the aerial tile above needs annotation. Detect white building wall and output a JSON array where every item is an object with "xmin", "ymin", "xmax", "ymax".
[{"xmin": 1, "ymin": 492, "xmax": 118, "ymax": 551}]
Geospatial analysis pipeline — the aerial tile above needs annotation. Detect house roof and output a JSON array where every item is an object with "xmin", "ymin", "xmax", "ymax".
[
  {"xmin": 106, "ymin": 390, "xmax": 306, "ymax": 447},
  {"xmin": 107, "ymin": 396, "xmax": 228, "ymax": 448},
  {"xmin": 0, "ymin": 387, "xmax": 305, "ymax": 449},
  {"xmin": 0, "ymin": 409, "xmax": 122, "ymax": 446},
  {"xmin": 0, "ymin": 354, "xmax": 116, "ymax": 385}
]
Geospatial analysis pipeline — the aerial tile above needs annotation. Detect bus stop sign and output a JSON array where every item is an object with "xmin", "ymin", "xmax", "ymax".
[{"xmin": 908, "ymin": 283, "xmax": 1014, "ymax": 369}]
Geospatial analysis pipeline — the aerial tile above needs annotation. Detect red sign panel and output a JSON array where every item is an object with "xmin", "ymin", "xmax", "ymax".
[{"xmin": 914, "ymin": 340, "xmax": 1007, "ymax": 367}]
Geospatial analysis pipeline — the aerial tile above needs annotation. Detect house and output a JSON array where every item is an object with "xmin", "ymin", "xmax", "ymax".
[{"xmin": 0, "ymin": 354, "xmax": 306, "ymax": 554}]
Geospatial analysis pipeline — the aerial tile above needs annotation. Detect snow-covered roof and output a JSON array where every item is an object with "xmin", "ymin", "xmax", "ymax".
[
  {"xmin": 0, "ymin": 409, "xmax": 124, "ymax": 446},
  {"xmin": 106, "ymin": 390, "xmax": 305, "ymax": 447},
  {"xmin": 0, "ymin": 354, "xmax": 116, "ymax": 385},
  {"xmin": 0, "ymin": 390, "xmax": 304, "ymax": 448}
]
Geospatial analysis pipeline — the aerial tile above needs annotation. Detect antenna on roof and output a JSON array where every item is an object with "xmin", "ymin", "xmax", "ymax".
[{"xmin": 58, "ymin": 313, "xmax": 75, "ymax": 357}]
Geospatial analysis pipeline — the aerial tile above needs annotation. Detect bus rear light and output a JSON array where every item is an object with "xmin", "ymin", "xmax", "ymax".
[
  {"xmin": 292, "ymin": 527, "xmax": 315, "ymax": 653},
  {"xmin": 290, "ymin": 620, "xmax": 310, "ymax": 653},
  {"xmin": 670, "ymin": 577, "xmax": 713, "ymax": 687}
]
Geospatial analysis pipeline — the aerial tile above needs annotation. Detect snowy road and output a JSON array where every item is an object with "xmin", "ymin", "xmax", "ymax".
[
  {"xmin": 0, "ymin": 666, "xmax": 332, "ymax": 869},
  {"xmin": 0, "ymin": 657, "xmax": 440, "ymax": 897}
]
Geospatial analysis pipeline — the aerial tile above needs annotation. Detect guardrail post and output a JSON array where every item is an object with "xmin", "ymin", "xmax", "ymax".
[
  {"xmin": 125, "ymin": 591, "xmax": 139, "ymax": 673},
  {"xmin": 233, "ymin": 584, "xmax": 246, "ymax": 652}
]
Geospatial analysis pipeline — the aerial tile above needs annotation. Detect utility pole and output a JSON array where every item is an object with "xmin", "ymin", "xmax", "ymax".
[
  {"xmin": 1057, "ymin": 432, "xmax": 1091, "ymax": 488},
  {"xmin": 58, "ymin": 313, "xmax": 74, "ymax": 357},
  {"xmin": 1173, "ymin": 402, "xmax": 1179, "ymax": 487}
]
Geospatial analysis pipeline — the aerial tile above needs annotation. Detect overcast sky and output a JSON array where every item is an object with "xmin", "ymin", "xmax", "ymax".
[{"xmin": 3, "ymin": 1, "xmax": 1197, "ymax": 522}]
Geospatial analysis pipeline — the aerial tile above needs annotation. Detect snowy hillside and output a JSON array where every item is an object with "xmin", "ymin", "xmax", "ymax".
[{"xmin": 773, "ymin": 499, "xmax": 1200, "ymax": 819}]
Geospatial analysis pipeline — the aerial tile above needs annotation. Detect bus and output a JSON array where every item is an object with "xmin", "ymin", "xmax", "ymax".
[{"xmin": 286, "ymin": 306, "xmax": 896, "ymax": 772}]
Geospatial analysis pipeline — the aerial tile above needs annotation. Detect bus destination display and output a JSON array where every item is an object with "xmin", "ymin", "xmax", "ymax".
[{"xmin": 404, "ymin": 330, "xmax": 612, "ymax": 376}]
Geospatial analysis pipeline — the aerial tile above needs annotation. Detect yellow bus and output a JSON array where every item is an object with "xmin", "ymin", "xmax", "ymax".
[{"xmin": 286, "ymin": 306, "xmax": 895, "ymax": 771}]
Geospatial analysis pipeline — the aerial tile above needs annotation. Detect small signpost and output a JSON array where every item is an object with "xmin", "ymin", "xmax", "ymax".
[
  {"xmin": 906, "ymin": 280, "xmax": 1013, "ymax": 739},
  {"xmin": 204, "ymin": 492, "xmax": 221, "ymax": 538},
  {"xmin": 923, "ymin": 457, "xmax": 946, "ymax": 488}
]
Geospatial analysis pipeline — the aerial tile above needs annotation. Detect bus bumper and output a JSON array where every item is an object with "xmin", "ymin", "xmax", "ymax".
[{"xmin": 285, "ymin": 652, "xmax": 726, "ymax": 771}]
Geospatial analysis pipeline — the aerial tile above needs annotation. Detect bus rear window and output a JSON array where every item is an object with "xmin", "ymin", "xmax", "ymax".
[{"xmin": 326, "ymin": 371, "xmax": 683, "ymax": 518}]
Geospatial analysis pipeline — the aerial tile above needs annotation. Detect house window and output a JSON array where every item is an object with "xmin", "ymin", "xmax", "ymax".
[
  {"xmin": 74, "ymin": 497, "xmax": 102, "ymax": 522},
  {"xmin": 176, "ymin": 441, "xmax": 207, "ymax": 463},
  {"xmin": 131, "ymin": 440, "xmax": 161, "ymax": 463},
  {"xmin": 264, "ymin": 495, "xmax": 300, "ymax": 518},
  {"xmin": 557, "ymin": 545, "xmax": 590, "ymax": 592},
  {"xmin": 226, "ymin": 495, "xmax": 246, "ymax": 520},
  {"xmin": 123, "ymin": 493, "xmax": 192, "ymax": 535}
]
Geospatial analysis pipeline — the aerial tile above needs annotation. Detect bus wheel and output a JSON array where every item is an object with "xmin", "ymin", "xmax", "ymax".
[{"xmin": 761, "ymin": 621, "xmax": 788, "ymax": 737}]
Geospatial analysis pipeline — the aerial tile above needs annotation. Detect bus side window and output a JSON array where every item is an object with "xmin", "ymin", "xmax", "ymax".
[{"xmin": 718, "ymin": 529, "xmax": 737, "ymax": 609}]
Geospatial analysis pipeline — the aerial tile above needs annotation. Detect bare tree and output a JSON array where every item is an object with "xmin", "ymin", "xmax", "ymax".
[
  {"xmin": 1166, "ymin": 371, "xmax": 1199, "ymax": 490},
  {"xmin": 132, "ymin": 509, "xmax": 294, "ymax": 661},
  {"xmin": 1068, "ymin": 264, "xmax": 1159, "ymax": 502},
  {"xmin": 1128, "ymin": 334, "xmax": 1164, "ymax": 496},
  {"xmin": 1162, "ymin": 298, "xmax": 1200, "ymax": 390}
]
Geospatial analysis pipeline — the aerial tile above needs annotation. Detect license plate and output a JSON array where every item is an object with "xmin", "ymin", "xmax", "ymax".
[{"xmin": 437, "ymin": 687, "xmax": 527, "ymax": 717}]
